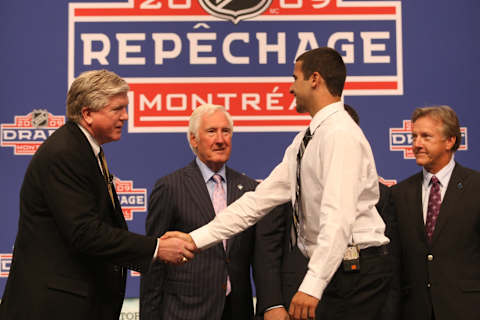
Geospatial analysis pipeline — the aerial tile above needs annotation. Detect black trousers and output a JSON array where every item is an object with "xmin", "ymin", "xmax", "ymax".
[{"xmin": 286, "ymin": 245, "xmax": 393, "ymax": 320}]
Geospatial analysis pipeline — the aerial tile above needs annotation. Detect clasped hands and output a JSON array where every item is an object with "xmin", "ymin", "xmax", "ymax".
[{"xmin": 155, "ymin": 231, "xmax": 198, "ymax": 264}]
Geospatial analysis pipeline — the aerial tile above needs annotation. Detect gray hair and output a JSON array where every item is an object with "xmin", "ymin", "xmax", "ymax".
[
  {"xmin": 66, "ymin": 69, "xmax": 129, "ymax": 122},
  {"xmin": 187, "ymin": 104, "xmax": 234, "ymax": 155},
  {"xmin": 412, "ymin": 105, "xmax": 461, "ymax": 152}
]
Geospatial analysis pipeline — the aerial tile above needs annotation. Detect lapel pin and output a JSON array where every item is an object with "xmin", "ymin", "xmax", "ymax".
[
  {"xmin": 457, "ymin": 182, "xmax": 463, "ymax": 190},
  {"xmin": 237, "ymin": 184, "xmax": 243, "ymax": 190}
]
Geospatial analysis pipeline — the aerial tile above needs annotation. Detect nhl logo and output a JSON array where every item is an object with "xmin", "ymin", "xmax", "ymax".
[
  {"xmin": 31, "ymin": 109, "xmax": 49, "ymax": 128},
  {"xmin": 199, "ymin": 0, "xmax": 272, "ymax": 24}
]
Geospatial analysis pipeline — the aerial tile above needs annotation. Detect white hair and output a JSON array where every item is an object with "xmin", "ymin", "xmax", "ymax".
[{"xmin": 187, "ymin": 104, "xmax": 234, "ymax": 155}]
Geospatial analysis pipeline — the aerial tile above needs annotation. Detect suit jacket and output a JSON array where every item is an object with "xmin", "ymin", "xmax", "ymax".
[
  {"xmin": 140, "ymin": 161, "xmax": 258, "ymax": 320},
  {"xmin": 254, "ymin": 183, "xmax": 394, "ymax": 318},
  {"xmin": 0, "ymin": 121, "xmax": 156, "ymax": 320},
  {"xmin": 390, "ymin": 163, "xmax": 480, "ymax": 320}
]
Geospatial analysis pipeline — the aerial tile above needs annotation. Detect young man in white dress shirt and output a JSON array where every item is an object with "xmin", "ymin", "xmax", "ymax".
[{"xmin": 166, "ymin": 47, "xmax": 392, "ymax": 320}]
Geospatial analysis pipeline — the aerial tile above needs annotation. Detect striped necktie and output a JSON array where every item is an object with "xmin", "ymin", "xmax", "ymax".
[{"xmin": 290, "ymin": 127, "xmax": 312, "ymax": 250}]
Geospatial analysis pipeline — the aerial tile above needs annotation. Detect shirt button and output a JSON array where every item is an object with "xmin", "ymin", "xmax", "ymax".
[
  {"xmin": 427, "ymin": 254, "xmax": 434, "ymax": 261},
  {"xmin": 427, "ymin": 283, "xmax": 431, "ymax": 288}
]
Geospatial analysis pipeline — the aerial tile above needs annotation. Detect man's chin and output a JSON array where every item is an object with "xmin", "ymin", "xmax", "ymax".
[{"xmin": 414, "ymin": 157, "xmax": 428, "ymax": 167}]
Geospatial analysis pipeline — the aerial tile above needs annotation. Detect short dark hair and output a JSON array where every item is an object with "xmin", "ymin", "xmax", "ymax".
[
  {"xmin": 296, "ymin": 47, "xmax": 346, "ymax": 97},
  {"xmin": 344, "ymin": 104, "xmax": 359, "ymax": 125},
  {"xmin": 412, "ymin": 105, "xmax": 461, "ymax": 152}
]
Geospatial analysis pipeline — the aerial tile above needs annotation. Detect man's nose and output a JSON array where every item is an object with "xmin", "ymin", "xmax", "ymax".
[
  {"xmin": 214, "ymin": 131, "xmax": 225, "ymax": 143},
  {"xmin": 120, "ymin": 107, "xmax": 128, "ymax": 120},
  {"xmin": 412, "ymin": 137, "xmax": 422, "ymax": 149}
]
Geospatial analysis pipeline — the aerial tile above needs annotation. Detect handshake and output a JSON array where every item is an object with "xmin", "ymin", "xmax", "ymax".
[{"xmin": 155, "ymin": 231, "xmax": 198, "ymax": 264}]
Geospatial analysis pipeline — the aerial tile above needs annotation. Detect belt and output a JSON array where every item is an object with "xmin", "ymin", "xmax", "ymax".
[{"xmin": 359, "ymin": 244, "xmax": 389, "ymax": 257}]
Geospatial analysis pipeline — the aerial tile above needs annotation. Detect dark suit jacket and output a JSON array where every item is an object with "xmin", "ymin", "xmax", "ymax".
[
  {"xmin": 254, "ymin": 183, "xmax": 395, "ymax": 319},
  {"xmin": 390, "ymin": 163, "xmax": 480, "ymax": 320},
  {"xmin": 0, "ymin": 121, "xmax": 156, "ymax": 320},
  {"xmin": 140, "ymin": 161, "xmax": 258, "ymax": 320}
]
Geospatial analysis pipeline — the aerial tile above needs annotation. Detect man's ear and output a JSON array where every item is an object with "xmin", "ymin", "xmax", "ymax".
[
  {"xmin": 445, "ymin": 136, "xmax": 456, "ymax": 151},
  {"xmin": 311, "ymin": 72, "xmax": 324, "ymax": 88},
  {"xmin": 81, "ymin": 107, "xmax": 93, "ymax": 125},
  {"xmin": 189, "ymin": 132, "xmax": 198, "ymax": 149}
]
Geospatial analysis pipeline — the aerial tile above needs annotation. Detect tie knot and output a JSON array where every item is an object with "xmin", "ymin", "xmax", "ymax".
[
  {"xmin": 430, "ymin": 176, "xmax": 439, "ymax": 185},
  {"xmin": 213, "ymin": 174, "xmax": 222, "ymax": 184}
]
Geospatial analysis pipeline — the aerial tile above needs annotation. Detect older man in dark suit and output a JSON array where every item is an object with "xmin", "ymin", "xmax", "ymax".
[
  {"xmin": 389, "ymin": 105, "xmax": 480, "ymax": 320},
  {"xmin": 140, "ymin": 104, "xmax": 276, "ymax": 320},
  {"xmin": 0, "ymin": 69, "xmax": 195, "ymax": 320}
]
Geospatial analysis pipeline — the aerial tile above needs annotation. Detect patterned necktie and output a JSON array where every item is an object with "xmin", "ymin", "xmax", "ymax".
[
  {"xmin": 425, "ymin": 176, "xmax": 441, "ymax": 242},
  {"xmin": 212, "ymin": 174, "xmax": 231, "ymax": 295},
  {"xmin": 290, "ymin": 127, "xmax": 313, "ymax": 250},
  {"xmin": 98, "ymin": 147, "xmax": 115, "ymax": 208}
]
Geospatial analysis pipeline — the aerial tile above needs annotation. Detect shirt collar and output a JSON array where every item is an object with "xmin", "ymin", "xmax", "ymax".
[
  {"xmin": 77, "ymin": 123, "xmax": 101, "ymax": 156},
  {"xmin": 422, "ymin": 155, "xmax": 455, "ymax": 187},
  {"xmin": 195, "ymin": 157, "xmax": 227, "ymax": 183},
  {"xmin": 308, "ymin": 101, "xmax": 344, "ymax": 135}
]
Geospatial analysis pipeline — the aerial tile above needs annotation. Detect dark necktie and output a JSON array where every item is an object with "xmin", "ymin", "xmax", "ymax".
[
  {"xmin": 98, "ymin": 147, "xmax": 116, "ymax": 208},
  {"xmin": 425, "ymin": 176, "xmax": 441, "ymax": 241},
  {"xmin": 290, "ymin": 127, "xmax": 312, "ymax": 250}
]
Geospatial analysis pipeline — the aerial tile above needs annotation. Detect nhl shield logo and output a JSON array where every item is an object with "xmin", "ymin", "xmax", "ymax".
[
  {"xmin": 199, "ymin": 0, "xmax": 272, "ymax": 24},
  {"xmin": 32, "ymin": 109, "xmax": 49, "ymax": 128}
]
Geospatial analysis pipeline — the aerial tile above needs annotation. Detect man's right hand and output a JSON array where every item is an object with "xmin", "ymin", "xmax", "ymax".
[
  {"xmin": 264, "ymin": 307, "xmax": 290, "ymax": 320},
  {"xmin": 155, "ymin": 234, "xmax": 196, "ymax": 264}
]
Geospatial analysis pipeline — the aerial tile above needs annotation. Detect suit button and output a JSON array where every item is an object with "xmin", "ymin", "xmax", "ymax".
[
  {"xmin": 113, "ymin": 265, "xmax": 120, "ymax": 272},
  {"xmin": 226, "ymin": 258, "xmax": 230, "ymax": 264},
  {"xmin": 427, "ymin": 254, "xmax": 433, "ymax": 261},
  {"xmin": 222, "ymin": 284, "xmax": 227, "ymax": 290},
  {"xmin": 427, "ymin": 283, "xmax": 431, "ymax": 288}
]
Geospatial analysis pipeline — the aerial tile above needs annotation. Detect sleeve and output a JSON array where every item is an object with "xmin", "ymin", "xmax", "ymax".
[
  {"xmin": 380, "ymin": 188, "xmax": 401, "ymax": 320},
  {"xmin": 44, "ymin": 149, "xmax": 156, "ymax": 270},
  {"xmin": 140, "ymin": 179, "xmax": 175, "ymax": 319},
  {"xmin": 253, "ymin": 203, "xmax": 290, "ymax": 315},
  {"xmin": 190, "ymin": 150, "xmax": 293, "ymax": 250}
]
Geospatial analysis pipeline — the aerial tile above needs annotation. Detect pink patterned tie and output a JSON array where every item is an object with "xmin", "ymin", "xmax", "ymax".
[
  {"xmin": 425, "ymin": 176, "xmax": 441, "ymax": 242},
  {"xmin": 212, "ymin": 174, "xmax": 231, "ymax": 295}
]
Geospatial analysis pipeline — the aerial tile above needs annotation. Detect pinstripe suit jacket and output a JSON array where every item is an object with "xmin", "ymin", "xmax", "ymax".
[{"xmin": 140, "ymin": 160, "xmax": 258, "ymax": 320}]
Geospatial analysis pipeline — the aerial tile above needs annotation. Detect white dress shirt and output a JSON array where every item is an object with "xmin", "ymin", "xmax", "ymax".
[
  {"xmin": 195, "ymin": 157, "xmax": 227, "ymax": 200},
  {"xmin": 77, "ymin": 123, "xmax": 103, "ymax": 174},
  {"xmin": 190, "ymin": 101, "xmax": 388, "ymax": 300},
  {"xmin": 421, "ymin": 156, "xmax": 455, "ymax": 223}
]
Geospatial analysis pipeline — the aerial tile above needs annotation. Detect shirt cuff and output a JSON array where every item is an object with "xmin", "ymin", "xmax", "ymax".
[
  {"xmin": 153, "ymin": 238, "xmax": 160, "ymax": 261},
  {"xmin": 265, "ymin": 305, "xmax": 285, "ymax": 313},
  {"xmin": 190, "ymin": 225, "xmax": 217, "ymax": 250},
  {"xmin": 298, "ymin": 270, "xmax": 328, "ymax": 300}
]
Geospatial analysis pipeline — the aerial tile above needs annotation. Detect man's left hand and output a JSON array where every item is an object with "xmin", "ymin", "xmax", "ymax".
[{"xmin": 288, "ymin": 291, "xmax": 319, "ymax": 320}]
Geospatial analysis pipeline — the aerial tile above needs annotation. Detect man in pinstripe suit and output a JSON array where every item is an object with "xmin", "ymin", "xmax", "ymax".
[{"xmin": 140, "ymin": 104, "xmax": 259, "ymax": 320}]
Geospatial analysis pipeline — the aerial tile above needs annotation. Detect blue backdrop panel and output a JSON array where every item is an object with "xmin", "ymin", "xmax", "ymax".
[{"xmin": 0, "ymin": 0, "xmax": 479, "ymax": 298}]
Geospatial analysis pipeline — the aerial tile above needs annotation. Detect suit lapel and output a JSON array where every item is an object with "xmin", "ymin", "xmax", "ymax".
[
  {"xmin": 69, "ymin": 122, "xmax": 125, "ymax": 227},
  {"xmin": 407, "ymin": 172, "xmax": 428, "ymax": 245},
  {"xmin": 225, "ymin": 167, "xmax": 247, "ymax": 255},
  {"xmin": 430, "ymin": 163, "xmax": 468, "ymax": 244},
  {"xmin": 184, "ymin": 161, "xmax": 217, "ymax": 225}
]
